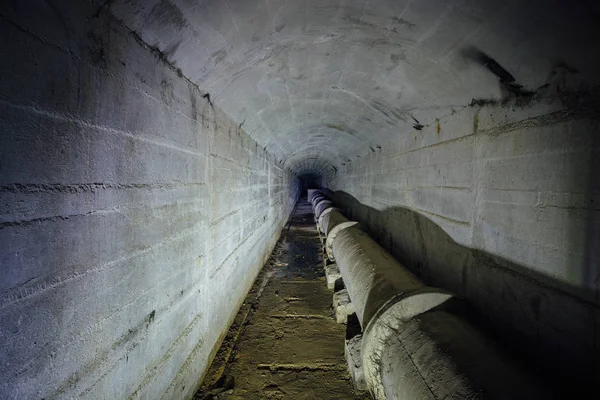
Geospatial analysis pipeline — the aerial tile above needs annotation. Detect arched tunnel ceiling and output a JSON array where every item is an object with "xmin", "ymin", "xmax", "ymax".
[{"xmin": 112, "ymin": 0, "xmax": 600, "ymax": 174}]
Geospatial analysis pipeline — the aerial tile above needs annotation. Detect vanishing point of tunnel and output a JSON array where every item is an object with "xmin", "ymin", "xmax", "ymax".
[{"xmin": 1, "ymin": 0, "xmax": 599, "ymax": 399}]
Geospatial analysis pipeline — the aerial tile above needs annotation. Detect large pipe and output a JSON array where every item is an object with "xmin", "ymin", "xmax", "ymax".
[
  {"xmin": 317, "ymin": 207, "xmax": 341, "ymax": 234},
  {"xmin": 311, "ymin": 196, "xmax": 327, "ymax": 211},
  {"xmin": 329, "ymin": 218, "xmax": 549, "ymax": 399},
  {"xmin": 312, "ymin": 197, "xmax": 329, "ymax": 213},
  {"xmin": 314, "ymin": 199, "xmax": 333, "ymax": 219},
  {"xmin": 331, "ymin": 226, "xmax": 429, "ymax": 327},
  {"xmin": 318, "ymin": 208, "xmax": 357, "ymax": 258},
  {"xmin": 310, "ymin": 191, "xmax": 325, "ymax": 205}
]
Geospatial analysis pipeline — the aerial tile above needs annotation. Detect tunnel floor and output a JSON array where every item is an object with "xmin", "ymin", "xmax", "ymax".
[{"xmin": 195, "ymin": 197, "xmax": 369, "ymax": 399}]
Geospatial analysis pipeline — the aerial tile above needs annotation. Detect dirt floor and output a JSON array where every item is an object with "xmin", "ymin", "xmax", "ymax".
[{"xmin": 194, "ymin": 197, "xmax": 370, "ymax": 400}]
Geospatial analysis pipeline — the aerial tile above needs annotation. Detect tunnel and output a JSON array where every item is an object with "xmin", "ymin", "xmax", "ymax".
[{"xmin": 1, "ymin": 0, "xmax": 599, "ymax": 398}]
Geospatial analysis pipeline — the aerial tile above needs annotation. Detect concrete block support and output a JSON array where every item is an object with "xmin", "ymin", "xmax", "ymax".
[
  {"xmin": 318, "ymin": 207, "xmax": 345, "ymax": 237},
  {"xmin": 333, "ymin": 289, "xmax": 355, "ymax": 324},
  {"xmin": 325, "ymin": 220, "xmax": 359, "ymax": 261},
  {"xmin": 325, "ymin": 263, "xmax": 342, "ymax": 290},
  {"xmin": 345, "ymin": 334, "xmax": 367, "ymax": 392},
  {"xmin": 331, "ymin": 226, "xmax": 427, "ymax": 327}
]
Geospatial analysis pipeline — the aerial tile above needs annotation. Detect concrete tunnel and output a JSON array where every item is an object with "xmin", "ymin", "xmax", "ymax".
[{"xmin": 1, "ymin": 0, "xmax": 599, "ymax": 398}]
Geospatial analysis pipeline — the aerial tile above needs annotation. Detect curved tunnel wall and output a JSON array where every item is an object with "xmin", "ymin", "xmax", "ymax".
[
  {"xmin": 0, "ymin": 3, "xmax": 299, "ymax": 399},
  {"xmin": 109, "ymin": 0, "xmax": 600, "ymax": 176}
]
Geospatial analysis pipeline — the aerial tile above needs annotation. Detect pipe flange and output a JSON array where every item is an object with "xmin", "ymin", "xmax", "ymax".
[
  {"xmin": 314, "ymin": 201, "xmax": 333, "ymax": 219},
  {"xmin": 325, "ymin": 221, "xmax": 360, "ymax": 261},
  {"xmin": 317, "ymin": 207, "xmax": 340, "ymax": 232},
  {"xmin": 311, "ymin": 193, "xmax": 326, "ymax": 202},
  {"xmin": 361, "ymin": 288, "xmax": 455, "ymax": 400},
  {"xmin": 312, "ymin": 196, "xmax": 328, "ymax": 211}
]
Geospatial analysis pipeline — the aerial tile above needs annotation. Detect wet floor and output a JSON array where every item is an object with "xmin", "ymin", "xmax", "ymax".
[{"xmin": 195, "ymin": 196, "xmax": 369, "ymax": 399}]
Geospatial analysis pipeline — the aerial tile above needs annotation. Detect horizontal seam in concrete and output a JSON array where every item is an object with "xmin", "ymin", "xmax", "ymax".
[
  {"xmin": 208, "ymin": 219, "xmax": 273, "ymax": 279},
  {"xmin": 0, "ymin": 11, "xmax": 76, "ymax": 61},
  {"xmin": 483, "ymin": 199, "xmax": 597, "ymax": 211},
  {"xmin": 385, "ymin": 133, "xmax": 476, "ymax": 160},
  {"xmin": 0, "ymin": 11, "xmax": 205, "ymax": 126},
  {"xmin": 413, "ymin": 185, "xmax": 472, "ymax": 191},
  {"xmin": 209, "ymin": 209, "xmax": 270, "ymax": 251},
  {"xmin": 366, "ymin": 103, "xmax": 599, "ymax": 174},
  {"xmin": 159, "ymin": 329, "xmax": 206, "ymax": 400},
  {"xmin": 209, "ymin": 153, "xmax": 271, "ymax": 172},
  {"xmin": 0, "ymin": 207, "xmax": 127, "ymax": 229},
  {"xmin": 44, "ymin": 271, "xmax": 206, "ymax": 398},
  {"xmin": 0, "ymin": 223, "xmax": 206, "ymax": 309},
  {"xmin": 479, "ymin": 106, "xmax": 600, "ymax": 136},
  {"xmin": 370, "ymin": 159, "xmax": 475, "ymax": 172},
  {"xmin": 210, "ymin": 209, "xmax": 240, "ymax": 227},
  {"xmin": 1, "ymin": 194, "xmax": 206, "ymax": 225},
  {"xmin": 412, "ymin": 207, "xmax": 471, "ymax": 226},
  {"xmin": 482, "ymin": 227, "xmax": 580, "ymax": 253},
  {"xmin": 0, "ymin": 182, "xmax": 206, "ymax": 194},
  {"xmin": 0, "ymin": 100, "xmax": 209, "ymax": 158},
  {"xmin": 481, "ymin": 148, "xmax": 595, "ymax": 162}
]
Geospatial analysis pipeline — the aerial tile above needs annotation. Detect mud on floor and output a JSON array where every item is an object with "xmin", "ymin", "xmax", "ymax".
[{"xmin": 194, "ymin": 199, "xmax": 370, "ymax": 400}]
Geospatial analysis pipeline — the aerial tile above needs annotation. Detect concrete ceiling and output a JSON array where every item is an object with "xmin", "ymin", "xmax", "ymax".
[{"xmin": 111, "ymin": 0, "xmax": 600, "ymax": 175}]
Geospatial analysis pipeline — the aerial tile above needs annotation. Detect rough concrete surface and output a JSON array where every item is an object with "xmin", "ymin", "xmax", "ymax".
[
  {"xmin": 325, "ymin": 263, "xmax": 342, "ymax": 290},
  {"xmin": 0, "ymin": 2, "xmax": 297, "ymax": 398},
  {"xmin": 110, "ymin": 0, "xmax": 600, "ymax": 176},
  {"xmin": 344, "ymin": 335, "xmax": 367, "ymax": 392},
  {"xmin": 195, "ymin": 198, "xmax": 369, "ymax": 399}
]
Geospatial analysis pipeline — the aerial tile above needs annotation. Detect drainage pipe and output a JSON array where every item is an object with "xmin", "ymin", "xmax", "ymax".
[
  {"xmin": 310, "ymin": 191, "xmax": 325, "ymax": 205},
  {"xmin": 314, "ymin": 199, "xmax": 333, "ymax": 219},
  {"xmin": 318, "ymin": 207, "xmax": 354, "ymax": 256},
  {"xmin": 317, "ymin": 207, "xmax": 340, "ymax": 233},
  {"xmin": 311, "ymin": 196, "xmax": 326, "ymax": 217},
  {"xmin": 309, "ymin": 189, "xmax": 322, "ymax": 199},
  {"xmin": 311, "ymin": 193, "xmax": 326, "ymax": 204},
  {"xmin": 312, "ymin": 197, "xmax": 329, "ymax": 212},
  {"xmin": 319, "ymin": 209, "xmax": 353, "ymax": 260},
  {"xmin": 330, "ymin": 223, "xmax": 549, "ymax": 400},
  {"xmin": 311, "ymin": 196, "xmax": 327, "ymax": 213}
]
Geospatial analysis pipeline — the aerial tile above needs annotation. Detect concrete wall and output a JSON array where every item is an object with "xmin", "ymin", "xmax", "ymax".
[
  {"xmin": 327, "ymin": 96, "xmax": 600, "ymax": 387},
  {"xmin": 0, "ymin": 2, "xmax": 298, "ymax": 399}
]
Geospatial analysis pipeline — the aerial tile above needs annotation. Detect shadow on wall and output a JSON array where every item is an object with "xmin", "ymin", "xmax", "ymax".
[{"xmin": 327, "ymin": 190, "xmax": 599, "ymax": 397}]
